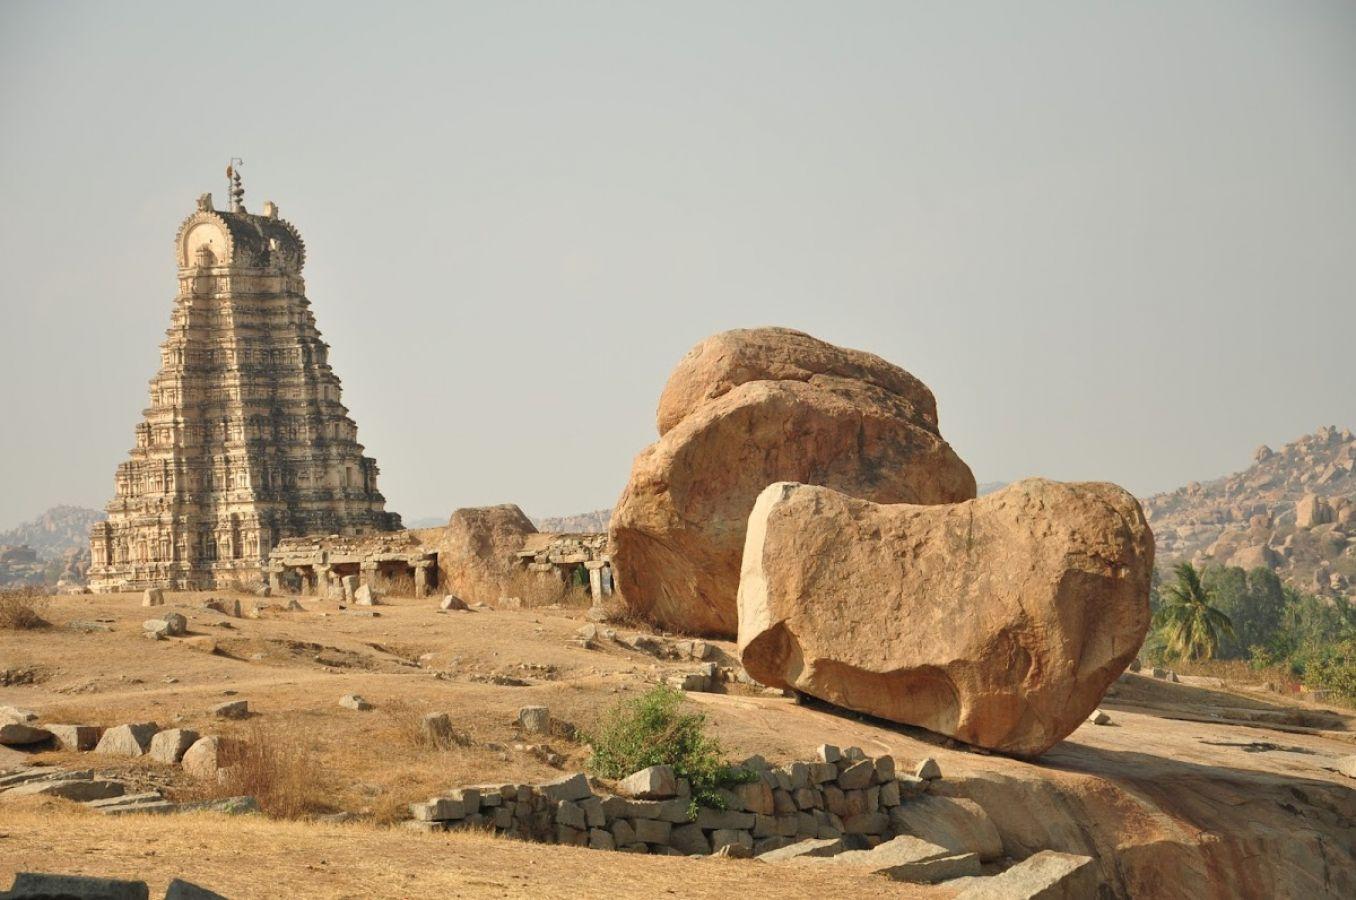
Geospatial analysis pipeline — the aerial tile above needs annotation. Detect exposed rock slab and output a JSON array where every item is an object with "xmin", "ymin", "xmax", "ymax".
[
  {"xmin": 738, "ymin": 478, "xmax": 1153, "ymax": 756},
  {"xmin": 949, "ymin": 850, "xmax": 1099, "ymax": 899},
  {"xmin": 612, "ymin": 327, "xmax": 975, "ymax": 636}
]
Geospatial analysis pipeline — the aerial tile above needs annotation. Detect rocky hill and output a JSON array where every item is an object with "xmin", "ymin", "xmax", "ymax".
[
  {"xmin": 533, "ymin": 509, "xmax": 612, "ymax": 534},
  {"xmin": 0, "ymin": 505, "xmax": 104, "ymax": 560},
  {"xmin": 1143, "ymin": 425, "xmax": 1356, "ymax": 600}
]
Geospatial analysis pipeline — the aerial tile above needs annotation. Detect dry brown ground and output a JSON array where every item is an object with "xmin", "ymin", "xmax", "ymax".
[{"xmin": 2, "ymin": 590, "xmax": 1355, "ymax": 897}]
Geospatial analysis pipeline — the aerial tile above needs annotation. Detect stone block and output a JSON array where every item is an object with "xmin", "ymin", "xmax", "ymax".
[
  {"xmin": 809, "ymin": 762, "xmax": 838, "ymax": 784},
  {"xmin": 339, "ymin": 694, "xmax": 373, "ymax": 711},
  {"xmin": 787, "ymin": 761, "xmax": 809, "ymax": 789},
  {"xmin": 1, "ymin": 873, "xmax": 149, "ymax": 899},
  {"xmin": 817, "ymin": 744, "xmax": 841, "ymax": 764},
  {"xmin": 541, "ymin": 772, "xmax": 592, "ymax": 802},
  {"xmin": 694, "ymin": 808, "xmax": 754, "ymax": 830},
  {"xmin": 610, "ymin": 819, "xmax": 636, "ymax": 845},
  {"xmin": 1089, "ymin": 709, "xmax": 1112, "ymax": 726},
  {"xmin": 518, "ymin": 706, "xmax": 551, "ymax": 734},
  {"xmin": 556, "ymin": 799, "xmax": 586, "ymax": 829},
  {"xmin": 734, "ymin": 779, "xmax": 775, "ymax": 815},
  {"xmin": 493, "ymin": 806, "xmax": 513, "ymax": 829},
  {"xmin": 45, "ymin": 724, "xmax": 101, "ymax": 752},
  {"xmin": 879, "ymin": 780, "xmax": 901, "ymax": 807},
  {"xmin": 588, "ymin": 827, "xmax": 616, "ymax": 851},
  {"xmin": 915, "ymin": 757, "xmax": 942, "ymax": 780},
  {"xmin": 670, "ymin": 822, "xmax": 711, "ymax": 855},
  {"xmin": 420, "ymin": 712, "xmax": 454, "ymax": 746},
  {"xmin": 149, "ymin": 728, "xmax": 200, "ymax": 764},
  {"xmin": 142, "ymin": 588, "xmax": 165, "ymax": 607},
  {"xmin": 753, "ymin": 813, "xmax": 777, "ymax": 838},
  {"xmin": 772, "ymin": 788, "xmax": 797, "ymax": 815},
  {"xmin": 823, "ymin": 785, "xmax": 848, "ymax": 817},
  {"xmin": 837, "ymin": 759, "xmax": 875, "ymax": 790},
  {"xmin": 94, "ymin": 722, "xmax": 159, "ymax": 758},
  {"xmin": 618, "ymin": 764, "xmax": 678, "ymax": 799},
  {"xmin": 440, "ymin": 594, "xmax": 468, "ymax": 611},
  {"xmin": 874, "ymin": 755, "xmax": 896, "ymax": 782},
  {"xmin": 843, "ymin": 746, "xmax": 866, "ymax": 762},
  {"xmin": 580, "ymin": 796, "xmax": 605, "ymax": 827},
  {"xmin": 354, "ymin": 584, "xmax": 379, "ymax": 606},
  {"xmin": 793, "ymin": 787, "xmax": 822, "ymax": 810},
  {"xmin": 556, "ymin": 823, "xmax": 587, "ymax": 846},
  {"xmin": 633, "ymin": 818, "xmax": 671, "ymax": 844},
  {"xmin": 710, "ymin": 828, "xmax": 754, "ymax": 855},
  {"xmin": 796, "ymin": 811, "xmax": 818, "ymax": 837}
]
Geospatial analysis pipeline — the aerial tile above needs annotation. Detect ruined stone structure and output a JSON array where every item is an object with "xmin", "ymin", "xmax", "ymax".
[
  {"xmin": 514, "ymin": 533, "xmax": 613, "ymax": 601},
  {"xmin": 88, "ymin": 172, "xmax": 400, "ymax": 592},
  {"xmin": 269, "ymin": 532, "xmax": 435, "ymax": 598}
]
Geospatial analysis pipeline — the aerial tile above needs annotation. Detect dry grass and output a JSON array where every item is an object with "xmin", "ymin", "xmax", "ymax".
[
  {"xmin": 0, "ymin": 587, "xmax": 50, "ymax": 629},
  {"xmin": 377, "ymin": 699, "xmax": 472, "ymax": 751},
  {"xmin": 499, "ymin": 570, "xmax": 592, "ymax": 610},
  {"xmin": 1168, "ymin": 657, "xmax": 1302, "ymax": 691},
  {"xmin": 178, "ymin": 722, "xmax": 332, "ymax": 819}
]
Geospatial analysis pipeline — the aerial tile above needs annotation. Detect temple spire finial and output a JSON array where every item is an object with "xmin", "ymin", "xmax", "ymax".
[{"xmin": 226, "ymin": 158, "xmax": 245, "ymax": 212}]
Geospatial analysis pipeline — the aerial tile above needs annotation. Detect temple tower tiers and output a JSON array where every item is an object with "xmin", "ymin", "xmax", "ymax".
[{"xmin": 88, "ymin": 177, "xmax": 400, "ymax": 592}]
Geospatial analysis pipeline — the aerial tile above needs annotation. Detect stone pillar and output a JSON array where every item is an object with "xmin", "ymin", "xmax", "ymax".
[
  {"xmin": 268, "ymin": 568, "xmax": 282, "ymax": 594},
  {"xmin": 315, "ymin": 564, "xmax": 332, "ymax": 595},
  {"xmin": 586, "ymin": 562, "xmax": 604, "ymax": 602},
  {"xmin": 414, "ymin": 561, "xmax": 430, "ymax": 599},
  {"xmin": 361, "ymin": 561, "xmax": 378, "ymax": 591}
]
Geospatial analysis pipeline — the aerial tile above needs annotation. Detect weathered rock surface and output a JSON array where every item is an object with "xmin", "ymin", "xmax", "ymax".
[
  {"xmin": 949, "ymin": 850, "xmax": 1099, "ymax": 899},
  {"xmin": 149, "ymin": 728, "xmax": 200, "ymax": 764},
  {"xmin": 423, "ymin": 505, "xmax": 539, "ymax": 605},
  {"xmin": 181, "ymin": 736, "xmax": 228, "ymax": 780},
  {"xmin": 612, "ymin": 327, "xmax": 976, "ymax": 636},
  {"xmin": 94, "ymin": 723, "xmax": 160, "ymax": 758},
  {"xmin": 738, "ymin": 478, "xmax": 1153, "ymax": 756}
]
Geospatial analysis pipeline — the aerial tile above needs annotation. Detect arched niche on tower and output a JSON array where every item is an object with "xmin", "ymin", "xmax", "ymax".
[{"xmin": 176, "ymin": 212, "xmax": 234, "ymax": 269}]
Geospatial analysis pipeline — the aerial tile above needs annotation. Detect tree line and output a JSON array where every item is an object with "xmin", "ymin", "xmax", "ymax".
[{"xmin": 1146, "ymin": 561, "xmax": 1356, "ymax": 703}]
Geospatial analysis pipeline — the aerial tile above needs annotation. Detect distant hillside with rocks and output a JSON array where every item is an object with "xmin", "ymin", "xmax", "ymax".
[
  {"xmin": 533, "ymin": 509, "xmax": 612, "ymax": 534},
  {"xmin": 0, "ymin": 505, "xmax": 103, "ymax": 561},
  {"xmin": 1143, "ymin": 425, "xmax": 1356, "ymax": 601}
]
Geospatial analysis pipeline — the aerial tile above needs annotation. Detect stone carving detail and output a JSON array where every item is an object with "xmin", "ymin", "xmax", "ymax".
[{"xmin": 88, "ymin": 185, "xmax": 400, "ymax": 592}]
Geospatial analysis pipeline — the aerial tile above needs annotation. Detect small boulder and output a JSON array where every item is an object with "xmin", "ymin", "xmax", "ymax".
[
  {"xmin": 1089, "ymin": 709, "xmax": 1112, "ymax": 726},
  {"xmin": 0, "ymin": 715, "xmax": 51, "ymax": 746},
  {"xmin": 149, "ymin": 728, "xmax": 200, "ymax": 764},
  {"xmin": 339, "ymin": 694, "xmax": 373, "ymax": 711},
  {"xmin": 915, "ymin": 758, "xmax": 942, "ymax": 780},
  {"xmin": 354, "ymin": 584, "xmax": 379, "ymax": 606},
  {"xmin": 212, "ymin": 700, "xmax": 250, "ymax": 719},
  {"xmin": 440, "ymin": 595, "xmax": 469, "ymax": 611},
  {"xmin": 94, "ymin": 723, "xmax": 159, "ymax": 758}
]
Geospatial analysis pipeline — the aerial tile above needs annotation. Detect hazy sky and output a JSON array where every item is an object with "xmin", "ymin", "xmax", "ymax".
[{"xmin": 1, "ymin": 1, "xmax": 1353, "ymax": 528}]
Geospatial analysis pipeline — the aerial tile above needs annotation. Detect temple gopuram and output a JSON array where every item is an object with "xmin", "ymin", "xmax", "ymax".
[{"xmin": 88, "ymin": 166, "xmax": 401, "ymax": 592}]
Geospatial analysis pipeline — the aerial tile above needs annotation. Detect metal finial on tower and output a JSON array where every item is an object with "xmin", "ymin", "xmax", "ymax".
[{"xmin": 226, "ymin": 158, "xmax": 245, "ymax": 212}]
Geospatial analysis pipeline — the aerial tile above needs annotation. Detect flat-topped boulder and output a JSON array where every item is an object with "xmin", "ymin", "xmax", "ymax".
[
  {"xmin": 611, "ymin": 327, "xmax": 975, "ymax": 637},
  {"xmin": 738, "ymin": 479, "xmax": 1153, "ymax": 756},
  {"xmin": 94, "ymin": 723, "xmax": 159, "ymax": 758}
]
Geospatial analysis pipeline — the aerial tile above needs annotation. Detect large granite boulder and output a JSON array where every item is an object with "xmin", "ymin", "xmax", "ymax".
[
  {"xmin": 611, "ymin": 328, "xmax": 975, "ymax": 637},
  {"xmin": 424, "ymin": 505, "xmax": 538, "ymax": 604},
  {"xmin": 738, "ymin": 479, "xmax": 1153, "ymax": 756}
]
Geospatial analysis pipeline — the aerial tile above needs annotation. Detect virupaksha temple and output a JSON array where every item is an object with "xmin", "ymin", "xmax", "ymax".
[{"xmin": 88, "ymin": 167, "xmax": 401, "ymax": 592}]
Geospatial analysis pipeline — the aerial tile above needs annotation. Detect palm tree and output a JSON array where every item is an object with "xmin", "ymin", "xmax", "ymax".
[{"xmin": 1155, "ymin": 562, "xmax": 1236, "ymax": 660}]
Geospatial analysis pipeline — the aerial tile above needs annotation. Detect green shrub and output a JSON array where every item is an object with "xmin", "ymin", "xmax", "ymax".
[{"xmin": 586, "ymin": 685, "xmax": 753, "ymax": 815}]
